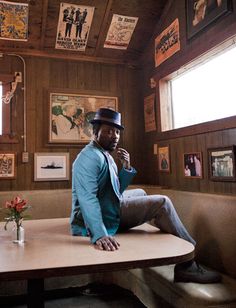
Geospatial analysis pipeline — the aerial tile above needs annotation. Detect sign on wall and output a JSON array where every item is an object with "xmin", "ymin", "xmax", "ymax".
[
  {"xmin": 155, "ymin": 18, "xmax": 180, "ymax": 67},
  {"xmin": 104, "ymin": 14, "xmax": 138, "ymax": 50},
  {"xmin": 144, "ymin": 93, "xmax": 156, "ymax": 132},
  {"xmin": 55, "ymin": 2, "xmax": 94, "ymax": 51},
  {"xmin": 0, "ymin": 0, "xmax": 28, "ymax": 41}
]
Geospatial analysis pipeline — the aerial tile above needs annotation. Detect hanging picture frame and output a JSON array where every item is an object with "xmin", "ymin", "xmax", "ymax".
[{"xmin": 186, "ymin": 0, "xmax": 232, "ymax": 39}]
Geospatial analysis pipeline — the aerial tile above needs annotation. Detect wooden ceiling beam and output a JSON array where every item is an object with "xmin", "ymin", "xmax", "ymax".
[
  {"xmin": 40, "ymin": 0, "xmax": 49, "ymax": 49},
  {"xmin": 0, "ymin": 47, "xmax": 130, "ymax": 65},
  {"xmin": 94, "ymin": 0, "xmax": 113, "ymax": 56}
]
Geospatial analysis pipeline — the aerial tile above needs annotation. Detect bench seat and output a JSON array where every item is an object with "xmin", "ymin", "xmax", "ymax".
[{"xmin": 128, "ymin": 266, "xmax": 236, "ymax": 308}]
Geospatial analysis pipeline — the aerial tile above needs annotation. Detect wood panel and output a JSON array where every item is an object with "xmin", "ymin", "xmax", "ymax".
[{"xmin": 0, "ymin": 56, "xmax": 143, "ymax": 191}]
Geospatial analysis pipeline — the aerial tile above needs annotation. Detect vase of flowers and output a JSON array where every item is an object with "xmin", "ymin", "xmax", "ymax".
[{"xmin": 3, "ymin": 196, "xmax": 31, "ymax": 243}]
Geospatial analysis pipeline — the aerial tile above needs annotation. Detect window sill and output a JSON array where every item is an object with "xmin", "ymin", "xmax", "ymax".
[
  {"xmin": 0, "ymin": 134, "xmax": 19, "ymax": 144},
  {"xmin": 157, "ymin": 115, "xmax": 236, "ymax": 141}
]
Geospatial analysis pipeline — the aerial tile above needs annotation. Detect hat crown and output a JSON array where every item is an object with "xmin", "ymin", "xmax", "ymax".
[{"xmin": 91, "ymin": 108, "xmax": 124, "ymax": 129}]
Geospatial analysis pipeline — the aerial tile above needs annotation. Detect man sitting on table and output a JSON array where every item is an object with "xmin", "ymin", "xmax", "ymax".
[{"xmin": 70, "ymin": 108, "xmax": 221, "ymax": 284}]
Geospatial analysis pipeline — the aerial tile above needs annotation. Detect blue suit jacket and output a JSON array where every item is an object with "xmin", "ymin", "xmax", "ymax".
[{"xmin": 70, "ymin": 141, "xmax": 137, "ymax": 243}]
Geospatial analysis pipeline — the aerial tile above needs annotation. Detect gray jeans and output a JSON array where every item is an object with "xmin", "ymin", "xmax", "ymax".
[{"xmin": 119, "ymin": 189, "xmax": 196, "ymax": 246}]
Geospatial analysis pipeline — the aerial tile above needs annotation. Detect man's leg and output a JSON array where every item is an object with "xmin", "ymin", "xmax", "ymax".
[
  {"xmin": 119, "ymin": 193, "xmax": 221, "ymax": 284},
  {"xmin": 120, "ymin": 194, "xmax": 196, "ymax": 245}
]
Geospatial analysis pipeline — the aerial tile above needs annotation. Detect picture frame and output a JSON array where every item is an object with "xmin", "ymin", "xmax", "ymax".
[
  {"xmin": 34, "ymin": 153, "xmax": 69, "ymax": 181},
  {"xmin": 0, "ymin": 152, "xmax": 16, "ymax": 179},
  {"xmin": 49, "ymin": 91, "xmax": 118, "ymax": 144},
  {"xmin": 186, "ymin": 0, "xmax": 232, "ymax": 39},
  {"xmin": 158, "ymin": 146, "xmax": 170, "ymax": 172},
  {"xmin": 183, "ymin": 152, "xmax": 203, "ymax": 178},
  {"xmin": 208, "ymin": 146, "xmax": 236, "ymax": 181}
]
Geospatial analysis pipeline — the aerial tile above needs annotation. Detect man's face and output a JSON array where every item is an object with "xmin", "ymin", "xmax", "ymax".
[{"xmin": 96, "ymin": 124, "xmax": 120, "ymax": 152}]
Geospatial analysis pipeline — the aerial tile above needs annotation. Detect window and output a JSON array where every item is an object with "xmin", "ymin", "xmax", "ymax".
[
  {"xmin": 0, "ymin": 74, "xmax": 18, "ymax": 143},
  {"xmin": 0, "ymin": 83, "xmax": 2, "ymax": 135},
  {"xmin": 160, "ymin": 40, "xmax": 236, "ymax": 135}
]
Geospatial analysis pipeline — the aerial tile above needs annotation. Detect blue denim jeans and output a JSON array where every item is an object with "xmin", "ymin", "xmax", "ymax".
[{"xmin": 119, "ymin": 189, "xmax": 196, "ymax": 246}]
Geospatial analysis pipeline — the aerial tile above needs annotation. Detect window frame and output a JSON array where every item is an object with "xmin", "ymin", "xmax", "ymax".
[
  {"xmin": 0, "ymin": 74, "xmax": 18, "ymax": 143},
  {"xmin": 158, "ymin": 38, "xmax": 236, "ymax": 141}
]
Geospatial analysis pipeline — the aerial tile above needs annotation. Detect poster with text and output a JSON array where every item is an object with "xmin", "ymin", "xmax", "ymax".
[
  {"xmin": 104, "ymin": 14, "xmax": 138, "ymax": 50},
  {"xmin": 0, "ymin": 0, "xmax": 28, "ymax": 41},
  {"xmin": 155, "ymin": 18, "xmax": 180, "ymax": 67},
  {"xmin": 144, "ymin": 94, "xmax": 156, "ymax": 132},
  {"xmin": 55, "ymin": 3, "xmax": 94, "ymax": 51}
]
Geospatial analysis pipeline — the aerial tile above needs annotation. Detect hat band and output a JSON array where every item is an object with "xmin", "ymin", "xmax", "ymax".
[{"xmin": 93, "ymin": 116, "xmax": 121, "ymax": 126}]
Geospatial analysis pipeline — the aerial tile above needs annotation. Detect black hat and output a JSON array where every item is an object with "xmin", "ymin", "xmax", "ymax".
[{"xmin": 90, "ymin": 108, "xmax": 124, "ymax": 130}]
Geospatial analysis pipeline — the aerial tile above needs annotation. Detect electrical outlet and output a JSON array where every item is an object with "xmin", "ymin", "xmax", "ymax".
[
  {"xmin": 15, "ymin": 72, "xmax": 22, "ymax": 82},
  {"xmin": 22, "ymin": 152, "xmax": 29, "ymax": 163}
]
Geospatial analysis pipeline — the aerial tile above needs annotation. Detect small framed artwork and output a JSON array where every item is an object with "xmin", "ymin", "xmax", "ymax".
[
  {"xmin": 158, "ymin": 146, "xmax": 170, "ymax": 172},
  {"xmin": 48, "ymin": 90, "xmax": 118, "ymax": 144},
  {"xmin": 208, "ymin": 146, "xmax": 236, "ymax": 181},
  {"xmin": 34, "ymin": 153, "xmax": 69, "ymax": 181},
  {"xmin": 186, "ymin": 0, "xmax": 232, "ymax": 39},
  {"xmin": 0, "ymin": 152, "xmax": 16, "ymax": 179},
  {"xmin": 183, "ymin": 152, "xmax": 203, "ymax": 178}
]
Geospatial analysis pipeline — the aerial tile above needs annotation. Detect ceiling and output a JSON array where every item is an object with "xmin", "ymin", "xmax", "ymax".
[{"xmin": 0, "ymin": 0, "xmax": 167, "ymax": 65}]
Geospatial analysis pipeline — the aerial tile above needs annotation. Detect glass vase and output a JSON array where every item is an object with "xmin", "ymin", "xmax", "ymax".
[{"xmin": 12, "ymin": 223, "xmax": 25, "ymax": 244}]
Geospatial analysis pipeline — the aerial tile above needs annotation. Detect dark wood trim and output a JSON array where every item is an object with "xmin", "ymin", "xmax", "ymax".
[
  {"xmin": 156, "ymin": 115, "xmax": 236, "ymax": 141},
  {"xmin": 0, "ymin": 134, "xmax": 19, "ymax": 143},
  {"xmin": 0, "ymin": 47, "xmax": 129, "ymax": 65}
]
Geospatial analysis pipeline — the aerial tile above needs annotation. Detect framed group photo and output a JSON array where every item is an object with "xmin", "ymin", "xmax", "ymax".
[
  {"xmin": 0, "ymin": 152, "xmax": 16, "ymax": 179},
  {"xmin": 186, "ymin": 0, "xmax": 232, "ymax": 39},
  {"xmin": 49, "ymin": 91, "xmax": 118, "ymax": 144},
  {"xmin": 183, "ymin": 152, "xmax": 203, "ymax": 178},
  {"xmin": 208, "ymin": 146, "xmax": 236, "ymax": 181},
  {"xmin": 158, "ymin": 146, "xmax": 170, "ymax": 173},
  {"xmin": 34, "ymin": 153, "xmax": 69, "ymax": 181}
]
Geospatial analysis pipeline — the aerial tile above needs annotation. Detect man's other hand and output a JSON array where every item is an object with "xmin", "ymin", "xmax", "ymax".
[
  {"xmin": 117, "ymin": 148, "xmax": 131, "ymax": 170},
  {"xmin": 95, "ymin": 236, "xmax": 120, "ymax": 251}
]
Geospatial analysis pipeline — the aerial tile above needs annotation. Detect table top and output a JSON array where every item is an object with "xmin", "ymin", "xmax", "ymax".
[{"xmin": 0, "ymin": 218, "xmax": 194, "ymax": 280}]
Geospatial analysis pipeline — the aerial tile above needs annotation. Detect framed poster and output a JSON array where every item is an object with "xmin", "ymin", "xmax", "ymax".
[
  {"xmin": 144, "ymin": 93, "xmax": 156, "ymax": 132},
  {"xmin": 49, "ymin": 91, "xmax": 118, "ymax": 144},
  {"xmin": 0, "ymin": 152, "xmax": 16, "ymax": 179},
  {"xmin": 34, "ymin": 153, "xmax": 69, "ymax": 181},
  {"xmin": 158, "ymin": 146, "xmax": 170, "ymax": 173},
  {"xmin": 208, "ymin": 146, "xmax": 236, "ymax": 181},
  {"xmin": 183, "ymin": 152, "xmax": 203, "ymax": 178},
  {"xmin": 186, "ymin": 0, "xmax": 232, "ymax": 39}
]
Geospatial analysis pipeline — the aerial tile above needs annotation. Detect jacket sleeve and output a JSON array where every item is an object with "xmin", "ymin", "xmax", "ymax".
[
  {"xmin": 119, "ymin": 166, "xmax": 137, "ymax": 194},
  {"xmin": 73, "ymin": 152, "xmax": 108, "ymax": 243}
]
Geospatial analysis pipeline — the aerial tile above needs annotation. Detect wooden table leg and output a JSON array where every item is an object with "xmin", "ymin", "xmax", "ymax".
[{"xmin": 27, "ymin": 278, "xmax": 44, "ymax": 308}]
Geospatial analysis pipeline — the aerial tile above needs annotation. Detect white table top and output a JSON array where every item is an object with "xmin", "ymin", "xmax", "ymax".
[{"xmin": 0, "ymin": 218, "xmax": 194, "ymax": 280}]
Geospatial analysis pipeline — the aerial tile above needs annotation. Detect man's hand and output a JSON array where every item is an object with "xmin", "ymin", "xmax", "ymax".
[
  {"xmin": 95, "ymin": 236, "xmax": 120, "ymax": 251},
  {"xmin": 116, "ymin": 148, "xmax": 131, "ymax": 170}
]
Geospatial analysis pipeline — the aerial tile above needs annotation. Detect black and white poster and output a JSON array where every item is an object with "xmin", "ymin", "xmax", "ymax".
[{"xmin": 55, "ymin": 3, "xmax": 94, "ymax": 51}]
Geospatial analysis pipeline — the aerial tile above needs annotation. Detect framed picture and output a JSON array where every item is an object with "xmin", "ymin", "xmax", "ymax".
[
  {"xmin": 186, "ymin": 0, "xmax": 232, "ymax": 39},
  {"xmin": 158, "ymin": 146, "xmax": 170, "ymax": 172},
  {"xmin": 34, "ymin": 153, "xmax": 69, "ymax": 181},
  {"xmin": 0, "ymin": 152, "xmax": 16, "ymax": 179},
  {"xmin": 49, "ymin": 91, "xmax": 118, "ymax": 144},
  {"xmin": 208, "ymin": 146, "xmax": 236, "ymax": 181},
  {"xmin": 183, "ymin": 152, "xmax": 203, "ymax": 178}
]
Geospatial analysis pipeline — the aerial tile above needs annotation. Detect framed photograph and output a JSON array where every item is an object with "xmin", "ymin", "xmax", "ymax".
[
  {"xmin": 0, "ymin": 152, "xmax": 16, "ymax": 179},
  {"xmin": 158, "ymin": 146, "xmax": 170, "ymax": 172},
  {"xmin": 34, "ymin": 153, "xmax": 69, "ymax": 181},
  {"xmin": 183, "ymin": 152, "xmax": 203, "ymax": 178},
  {"xmin": 49, "ymin": 91, "xmax": 118, "ymax": 144},
  {"xmin": 208, "ymin": 146, "xmax": 236, "ymax": 181},
  {"xmin": 186, "ymin": 0, "xmax": 232, "ymax": 39}
]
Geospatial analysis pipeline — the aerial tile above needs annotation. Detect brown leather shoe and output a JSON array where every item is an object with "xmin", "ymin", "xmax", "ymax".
[{"xmin": 174, "ymin": 261, "xmax": 222, "ymax": 284}]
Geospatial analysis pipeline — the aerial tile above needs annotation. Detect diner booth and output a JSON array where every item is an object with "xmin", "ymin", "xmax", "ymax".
[{"xmin": 0, "ymin": 0, "xmax": 236, "ymax": 307}]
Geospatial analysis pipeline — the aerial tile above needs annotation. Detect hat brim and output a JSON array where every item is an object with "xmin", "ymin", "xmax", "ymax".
[{"xmin": 90, "ymin": 119, "xmax": 124, "ymax": 130}]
